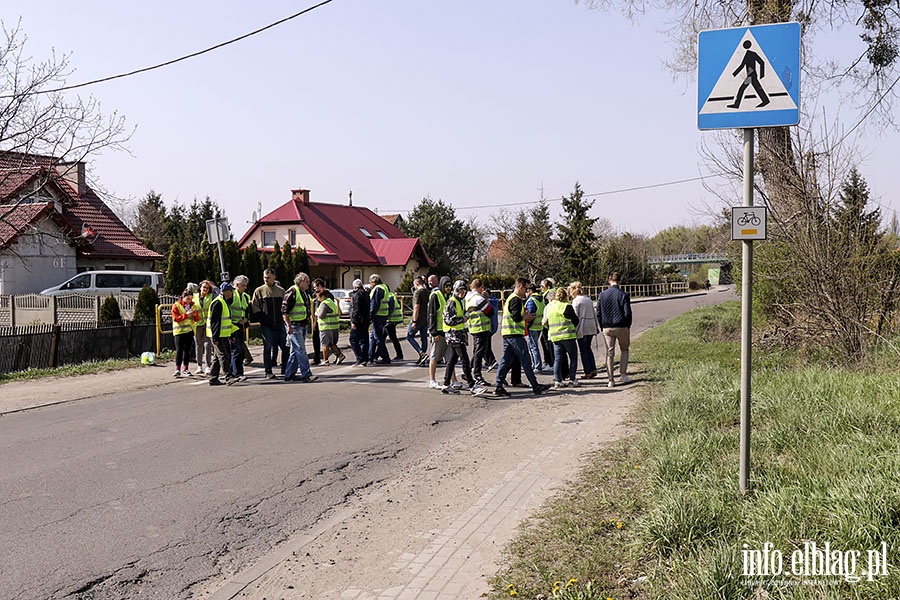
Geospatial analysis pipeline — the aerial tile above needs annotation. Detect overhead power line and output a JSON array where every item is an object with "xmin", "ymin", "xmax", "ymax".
[{"xmin": 2, "ymin": 0, "xmax": 336, "ymax": 98}]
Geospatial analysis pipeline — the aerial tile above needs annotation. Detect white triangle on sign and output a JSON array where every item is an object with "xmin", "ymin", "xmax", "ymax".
[{"xmin": 700, "ymin": 29, "xmax": 797, "ymax": 115}]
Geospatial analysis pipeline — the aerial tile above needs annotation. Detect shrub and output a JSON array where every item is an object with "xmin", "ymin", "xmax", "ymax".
[
  {"xmin": 99, "ymin": 294, "xmax": 122, "ymax": 323},
  {"xmin": 133, "ymin": 285, "xmax": 159, "ymax": 321}
]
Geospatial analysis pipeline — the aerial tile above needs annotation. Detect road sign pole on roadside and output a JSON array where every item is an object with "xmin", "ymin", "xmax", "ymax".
[{"xmin": 739, "ymin": 128, "xmax": 754, "ymax": 495}]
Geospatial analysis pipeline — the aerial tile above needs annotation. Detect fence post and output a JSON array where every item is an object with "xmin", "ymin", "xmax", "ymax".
[
  {"xmin": 94, "ymin": 297, "xmax": 100, "ymax": 322},
  {"xmin": 126, "ymin": 320, "xmax": 135, "ymax": 357},
  {"xmin": 49, "ymin": 324, "xmax": 61, "ymax": 368},
  {"xmin": 8, "ymin": 295, "xmax": 15, "ymax": 328},
  {"xmin": 51, "ymin": 296, "xmax": 58, "ymax": 325}
]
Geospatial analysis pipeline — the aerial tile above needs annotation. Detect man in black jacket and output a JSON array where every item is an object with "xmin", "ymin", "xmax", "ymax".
[
  {"xmin": 596, "ymin": 271, "xmax": 633, "ymax": 387},
  {"xmin": 348, "ymin": 279, "xmax": 370, "ymax": 366}
]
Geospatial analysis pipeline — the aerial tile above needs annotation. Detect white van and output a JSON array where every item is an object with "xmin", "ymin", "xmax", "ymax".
[{"xmin": 40, "ymin": 271, "xmax": 166, "ymax": 296}]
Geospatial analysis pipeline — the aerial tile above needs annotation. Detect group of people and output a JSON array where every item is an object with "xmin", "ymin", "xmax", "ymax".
[{"xmin": 168, "ymin": 267, "xmax": 634, "ymax": 393}]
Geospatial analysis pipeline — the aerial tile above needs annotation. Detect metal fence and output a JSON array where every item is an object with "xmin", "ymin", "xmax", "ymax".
[{"xmin": 0, "ymin": 293, "xmax": 142, "ymax": 327}]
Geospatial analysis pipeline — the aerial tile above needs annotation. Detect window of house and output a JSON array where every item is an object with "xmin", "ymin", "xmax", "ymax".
[
  {"xmin": 289, "ymin": 229, "xmax": 297, "ymax": 246},
  {"xmin": 262, "ymin": 231, "xmax": 276, "ymax": 247},
  {"xmin": 375, "ymin": 230, "xmax": 388, "ymax": 239},
  {"xmin": 358, "ymin": 227, "xmax": 372, "ymax": 238}
]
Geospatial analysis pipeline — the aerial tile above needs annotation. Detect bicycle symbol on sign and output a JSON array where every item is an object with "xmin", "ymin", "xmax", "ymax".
[{"xmin": 737, "ymin": 211, "xmax": 761, "ymax": 226}]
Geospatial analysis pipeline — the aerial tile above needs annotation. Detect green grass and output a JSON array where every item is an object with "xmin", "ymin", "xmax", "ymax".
[
  {"xmin": 491, "ymin": 301, "xmax": 900, "ymax": 599},
  {"xmin": 0, "ymin": 351, "xmax": 174, "ymax": 384}
]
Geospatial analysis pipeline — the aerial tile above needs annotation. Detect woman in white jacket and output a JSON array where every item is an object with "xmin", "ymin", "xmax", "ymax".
[{"xmin": 568, "ymin": 281, "xmax": 600, "ymax": 379}]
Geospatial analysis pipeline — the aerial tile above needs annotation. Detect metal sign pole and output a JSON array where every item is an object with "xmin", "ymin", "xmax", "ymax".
[{"xmin": 739, "ymin": 127, "xmax": 754, "ymax": 495}]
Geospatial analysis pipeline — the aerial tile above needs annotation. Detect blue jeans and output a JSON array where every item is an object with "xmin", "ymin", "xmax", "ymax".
[
  {"xmin": 577, "ymin": 335, "xmax": 597, "ymax": 375},
  {"xmin": 527, "ymin": 329, "xmax": 544, "ymax": 371},
  {"xmin": 553, "ymin": 339, "xmax": 578, "ymax": 383},
  {"xmin": 369, "ymin": 316, "xmax": 390, "ymax": 362},
  {"xmin": 407, "ymin": 322, "xmax": 428, "ymax": 355},
  {"xmin": 230, "ymin": 328, "xmax": 246, "ymax": 377},
  {"xmin": 349, "ymin": 323, "xmax": 369, "ymax": 364},
  {"xmin": 285, "ymin": 323, "xmax": 312, "ymax": 379},
  {"xmin": 496, "ymin": 336, "xmax": 538, "ymax": 389},
  {"xmin": 260, "ymin": 323, "xmax": 287, "ymax": 374}
]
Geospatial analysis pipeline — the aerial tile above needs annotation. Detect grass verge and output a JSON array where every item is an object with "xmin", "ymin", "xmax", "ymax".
[
  {"xmin": 490, "ymin": 301, "xmax": 900, "ymax": 599},
  {"xmin": 0, "ymin": 351, "xmax": 174, "ymax": 385}
]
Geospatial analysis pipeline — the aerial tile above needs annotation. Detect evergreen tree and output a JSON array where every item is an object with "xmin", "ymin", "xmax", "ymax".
[
  {"xmin": 99, "ymin": 295, "xmax": 122, "ymax": 324},
  {"xmin": 133, "ymin": 286, "xmax": 159, "ymax": 322},
  {"xmin": 555, "ymin": 182, "xmax": 599, "ymax": 284},
  {"xmin": 133, "ymin": 191, "xmax": 170, "ymax": 256},
  {"xmin": 166, "ymin": 242, "xmax": 187, "ymax": 294},
  {"xmin": 269, "ymin": 242, "xmax": 286, "ymax": 287},
  {"xmin": 402, "ymin": 196, "xmax": 478, "ymax": 276},
  {"xmin": 834, "ymin": 167, "xmax": 882, "ymax": 252},
  {"xmin": 240, "ymin": 242, "xmax": 264, "ymax": 291}
]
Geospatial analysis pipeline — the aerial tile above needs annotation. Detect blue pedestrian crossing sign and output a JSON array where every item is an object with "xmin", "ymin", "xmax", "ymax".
[{"xmin": 698, "ymin": 22, "xmax": 800, "ymax": 130}]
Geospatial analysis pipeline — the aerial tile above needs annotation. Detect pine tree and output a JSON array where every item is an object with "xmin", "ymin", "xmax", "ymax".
[
  {"xmin": 166, "ymin": 242, "xmax": 187, "ymax": 294},
  {"xmin": 555, "ymin": 182, "xmax": 599, "ymax": 284}
]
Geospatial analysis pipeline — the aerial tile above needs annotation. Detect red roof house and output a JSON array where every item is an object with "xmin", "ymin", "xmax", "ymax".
[
  {"xmin": 238, "ymin": 189, "xmax": 433, "ymax": 290},
  {"xmin": 0, "ymin": 151, "xmax": 163, "ymax": 294}
]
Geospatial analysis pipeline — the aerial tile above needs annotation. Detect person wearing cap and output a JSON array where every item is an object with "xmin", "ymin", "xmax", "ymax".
[
  {"xmin": 281, "ymin": 272, "xmax": 317, "ymax": 382},
  {"xmin": 207, "ymin": 282, "xmax": 237, "ymax": 386},
  {"xmin": 440, "ymin": 280, "xmax": 486, "ymax": 396},
  {"xmin": 348, "ymin": 278, "xmax": 370, "ymax": 365},
  {"xmin": 251, "ymin": 268, "xmax": 286, "ymax": 379},
  {"xmin": 493, "ymin": 277, "xmax": 551, "ymax": 397},
  {"xmin": 427, "ymin": 276, "xmax": 459, "ymax": 390},
  {"xmin": 525, "ymin": 282, "xmax": 548, "ymax": 373},
  {"xmin": 368, "ymin": 274, "xmax": 392, "ymax": 364}
]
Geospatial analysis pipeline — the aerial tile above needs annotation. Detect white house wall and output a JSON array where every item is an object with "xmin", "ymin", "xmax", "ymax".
[{"xmin": 0, "ymin": 219, "xmax": 76, "ymax": 295}]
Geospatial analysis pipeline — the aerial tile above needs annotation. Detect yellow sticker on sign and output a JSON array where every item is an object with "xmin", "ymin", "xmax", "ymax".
[{"xmin": 741, "ymin": 229, "xmax": 758, "ymax": 235}]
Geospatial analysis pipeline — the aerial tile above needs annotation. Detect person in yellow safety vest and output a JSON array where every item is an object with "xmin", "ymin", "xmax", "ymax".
[
  {"xmin": 281, "ymin": 272, "xmax": 317, "ymax": 382},
  {"xmin": 193, "ymin": 280, "xmax": 216, "ymax": 375},
  {"xmin": 171, "ymin": 288, "xmax": 201, "ymax": 377},
  {"xmin": 493, "ymin": 277, "xmax": 551, "ymax": 397},
  {"xmin": 426, "ymin": 276, "xmax": 459, "ymax": 390},
  {"xmin": 315, "ymin": 283, "xmax": 346, "ymax": 365},
  {"xmin": 525, "ymin": 283, "xmax": 549, "ymax": 373},
  {"xmin": 466, "ymin": 278, "xmax": 494, "ymax": 387},
  {"xmin": 367, "ymin": 274, "xmax": 392, "ymax": 364},
  {"xmin": 439, "ymin": 280, "xmax": 487, "ymax": 396},
  {"xmin": 385, "ymin": 289, "xmax": 404, "ymax": 361},
  {"xmin": 229, "ymin": 275, "xmax": 252, "ymax": 382},
  {"xmin": 542, "ymin": 287, "xmax": 581, "ymax": 388},
  {"xmin": 539, "ymin": 277, "xmax": 559, "ymax": 372},
  {"xmin": 207, "ymin": 282, "xmax": 238, "ymax": 386}
]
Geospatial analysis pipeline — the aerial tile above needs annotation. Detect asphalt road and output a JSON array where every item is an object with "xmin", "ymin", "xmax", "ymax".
[{"xmin": 0, "ymin": 288, "xmax": 737, "ymax": 600}]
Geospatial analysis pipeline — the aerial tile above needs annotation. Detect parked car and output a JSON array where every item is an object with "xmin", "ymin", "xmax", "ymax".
[
  {"xmin": 330, "ymin": 288, "xmax": 353, "ymax": 316},
  {"xmin": 40, "ymin": 271, "xmax": 166, "ymax": 296}
]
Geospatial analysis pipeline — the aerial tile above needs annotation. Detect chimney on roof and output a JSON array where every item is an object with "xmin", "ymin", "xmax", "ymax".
[
  {"xmin": 58, "ymin": 161, "xmax": 86, "ymax": 197},
  {"xmin": 291, "ymin": 189, "xmax": 310, "ymax": 205},
  {"xmin": 348, "ymin": 189, "xmax": 353, "ymax": 207}
]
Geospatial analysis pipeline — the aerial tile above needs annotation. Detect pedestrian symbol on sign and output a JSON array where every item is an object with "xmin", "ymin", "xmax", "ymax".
[{"xmin": 727, "ymin": 41, "xmax": 770, "ymax": 109}]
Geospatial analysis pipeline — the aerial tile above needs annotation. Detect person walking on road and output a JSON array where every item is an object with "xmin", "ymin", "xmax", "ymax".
[
  {"xmin": 597, "ymin": 271, "xmax": 633, "ymax": 387},
  {"xmin": 368, "ymin": 274, "xmax": 392, "ymax": 364},
  {"xmin": 207, "ymin": 282, "xmax": 237, "ymax": 386},
  {"xmin": 569, "ymin": 281, "xmax": 600, "ymax": 379},
  {"xmin": 542, "ymin": 287, "xmax": 580, "ymax": 388},
  {"xmin": 493, "ymin": 278, "xmax": 551, "ymax": 397},
  {"xmin": 427, "ymin": 276, "xmax": 459, "ymax": 390},
  {"xmin": 525, "ymin": 282, "xmax": 548, "ymax": 373},
  {"xmin": 315, "ymin": 283, "xmax": 346, "ymax": 365},
  {"xmin": 251, "ymin": 268, "xmax": 286, "ymax": 380},
  {"xmin": 466, "ymin": 278, "xmax": 493, "ymax": 388},
  {"xmin": 193, "ymin": 280, "xmax": 216, "ymax": 375},
  {"xmin": 441, "ymin": 280, "xmax": 487, "ymax": 396},
  {"xmin": 229, "ymin": 275, "xmax": 251, "ymax": 382},
  {"xmin": 282, "ymin": 272, "xmax": 317, "ymax": 382},
  {"xmin": 385, "ymin": 287, "xmax": 404, "ymax": 361},
  {"xmin": 407, "ymin": 276, "xmax": 429, "ymax": 364},
  {"xmin": 172, "ymin": 288, "xmax": 201, "ymax": 377},
  {"xmin": 348, "ymin": 279, "xmax": 370, "ymax": 366}
]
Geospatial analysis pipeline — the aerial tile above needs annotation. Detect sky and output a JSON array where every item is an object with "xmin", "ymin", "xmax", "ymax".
[{"xmin": 4, "ymin": 0, "xmax": 899, "ymax": 239}]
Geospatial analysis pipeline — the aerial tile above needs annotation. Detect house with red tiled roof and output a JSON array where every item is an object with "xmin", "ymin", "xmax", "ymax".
[
  {"xmin": 0, "ymin": 151, "xmax": 163, "ymax": 294},
  {"xmin": 238, "ymin": 189, "xmax": 434, "ymax": 290}
]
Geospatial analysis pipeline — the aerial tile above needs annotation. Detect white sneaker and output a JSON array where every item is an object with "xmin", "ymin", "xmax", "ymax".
[
  {"xmin": 429, "ymin": 380, "xmax": 442, "ymax": 389},
  {"xmin": 204, "ymin": 367, "xmax": 211, "ymax": 375},
  {"xmin": 470, "ymin": 385, "xmax": 488, "ymax": 396},
  {"xmin": 607, "ymin": 380, "xmax": 616, "ymax": 388},
  {"xmin": 620, "ymin": 375, "xmax": 633, "ymax": 384},
  {"xmin": 571, "ymin": 379, "xmax": 581, "ymax": 387},
  {"xmin": 172, "ymin": 370, "xmax": 181, "ymax": 378},
  {"xmin": 553, "ymin": 381, "xmax": 563, "ymax": 389},
  {"xmin": 441, "ymin": 385, "xmax": 460, "ymax": 395},
  {"xmin": 451, "ymin": 381, "xmax": 465, "ymax": 390},
  {"xmin": 183, "ymin": 370, "xmax": 193, "ymax": 377}
]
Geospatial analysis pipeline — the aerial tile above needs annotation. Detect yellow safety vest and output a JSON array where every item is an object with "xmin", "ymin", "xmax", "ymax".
[
  {"xmin": 466, "ymin": 295, "xmax": 490, "ymax": 334},
  {"xmin": 288, "ymin": 285, "xmax": 310, "ymax": 323},
  {"xmin": 172, "ymin": 302, "xmax": 195, "ymax": 336},
  {"xmin": 193, "ymin": 292, "xmax": 214, "ymax": 322},
  {"xmin": 501, "ymin": 294, "xmax": 525, "ymax": 337},
  {"xmin": 430, "ymin": 288, "xmax": 447, "ymax": 332},
  {"xmin": 230, "ymin": 290, "xmax": 249, "ymax": 325},
  {"xmin": 388, "ymin": 292, "xmax": 403, "ymax": 323},
  {"xmin": 319, "ymin": 298, "xmax": 340, "ymax": 331},
  {"xmin": 445, "ymin": 296, "xmax": 466, "ymax": 331},
  {"xmin": 206, "ymin": 296, "xmax": 237, "ymax": 338},
  {"xmin": 527, "ymin": 293, "xmax": 547, "ymax": 332},
  {"xmin": 545, "ymin": 300, "xmax": 576, "ymax": 342},
  {"xmin": 373, "ymin": 283, "xmax": 391, "ymax": 317}
]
